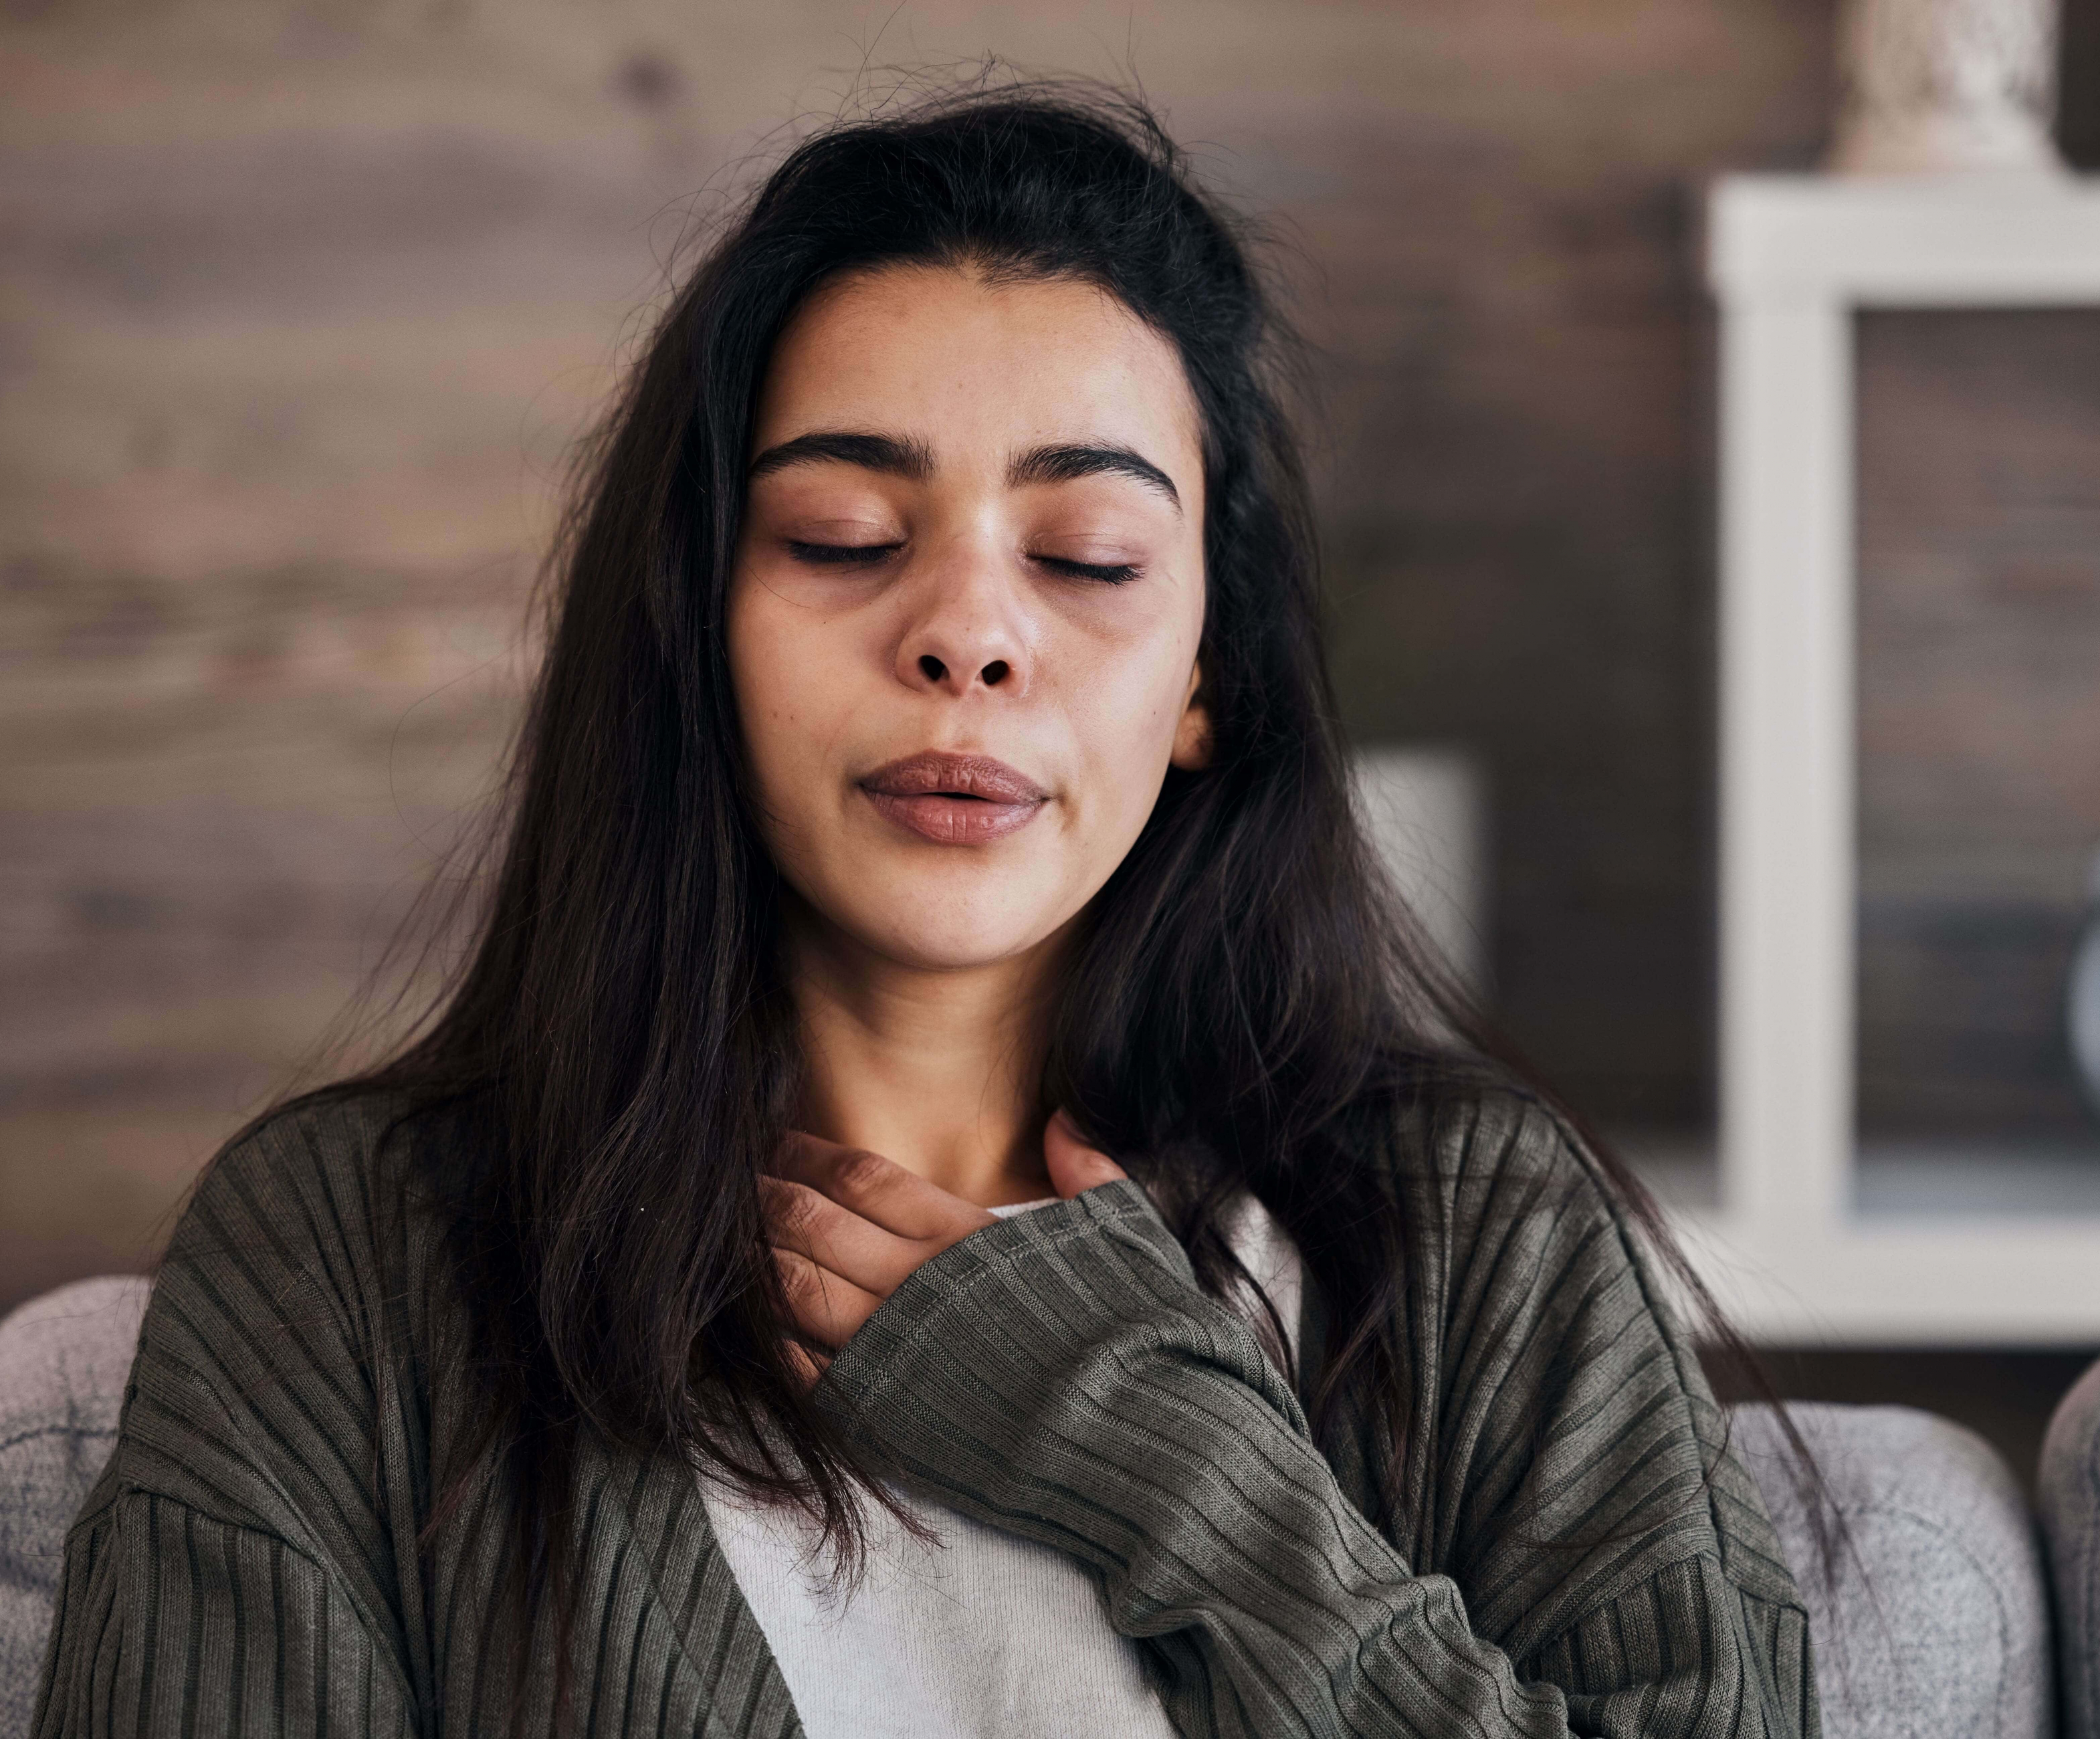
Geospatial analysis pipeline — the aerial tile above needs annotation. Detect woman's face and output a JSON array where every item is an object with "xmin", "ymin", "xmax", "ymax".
[{"xmin": 728, "ymin": 263, "xmax": 1210, "ymax": 973}]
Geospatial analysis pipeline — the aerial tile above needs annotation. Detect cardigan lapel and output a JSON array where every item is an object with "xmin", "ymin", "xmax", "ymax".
[{"xmin": 574, "ymin": 1434, "xmax": 805, "ymax": 1737}]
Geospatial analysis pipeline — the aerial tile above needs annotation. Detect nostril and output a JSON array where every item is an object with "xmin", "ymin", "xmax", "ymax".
[
  {"xmin": 981, "ymin": 660, "xmax": 1009, "ymax": 687},
  {"xmin": 918, "ymin": 654, "xmax": 947, "ymax": 683}
]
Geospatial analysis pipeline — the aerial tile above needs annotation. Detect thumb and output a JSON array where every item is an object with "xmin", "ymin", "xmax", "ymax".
[{"xmin": 1045, "ymin": 1110, "xmax": 1128, "ymax": 1200}]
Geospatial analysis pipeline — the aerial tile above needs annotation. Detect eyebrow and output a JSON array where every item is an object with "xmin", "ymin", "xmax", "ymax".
[
  {"xmin": 747, "ymin": 429, "xmax": 1182, "ymax": 512},
  {"xmin": 748, "ymin": 430, "xmax": 934, "ymax": 482},
  {"xmin": 1008, "ymin": 443, "xmax": 1181, "ymax": 510}
]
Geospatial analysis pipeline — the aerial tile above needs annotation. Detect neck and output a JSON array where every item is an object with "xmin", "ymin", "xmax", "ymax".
[{"xmin": 782, "ymin": 901, "xmax": 1065, "ymax": 1209}]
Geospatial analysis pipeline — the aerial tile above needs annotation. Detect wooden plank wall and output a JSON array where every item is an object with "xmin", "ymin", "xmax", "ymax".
[{"xmin": 9, "ymin": 0, "xmax": 2084, "ymax": 1310}]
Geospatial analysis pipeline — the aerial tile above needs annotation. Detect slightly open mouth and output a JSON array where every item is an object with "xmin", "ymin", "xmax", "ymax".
[
  {"xmin": 860, "ymin": 785, "xmax": 1046, "ymax": 845},
  {"xmin": 857, "ymin": 750, "xmax": 1051, "ymax": 844}
]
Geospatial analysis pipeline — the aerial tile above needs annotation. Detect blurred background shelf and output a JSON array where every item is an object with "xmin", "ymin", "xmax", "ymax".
[
  {"xmin": 1704, "ymin": 169, "xmax": 2100, "ymax": 1344},
  {"xmin": 1619, "ymin": 1133, "xmax": 2100, "ymax": 1341},
  {"xmin": 1855, "ymin": 1141, "xmax": 2100, "ymax": 1219},
  {"xmin": 1667, "ymin": 1207, "xmax": 2100, "ymax": 1343}
]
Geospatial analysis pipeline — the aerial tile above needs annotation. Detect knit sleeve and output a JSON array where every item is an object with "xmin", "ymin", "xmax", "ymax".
[
  {"xmin": 812, "ymin": 1174, "xmax": 1814, "ymax": 1739},
  {"xmin": 31, "ymin": 1490, "xmax": 415, "ymax": 1737}
]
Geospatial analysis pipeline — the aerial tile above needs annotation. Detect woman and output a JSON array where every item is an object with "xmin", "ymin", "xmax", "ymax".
[{"xmin": 34, "ymin": 86, "xmax": 1815, "ymax": 1738}]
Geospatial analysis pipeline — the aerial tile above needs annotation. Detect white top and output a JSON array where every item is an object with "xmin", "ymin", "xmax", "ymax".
[{"xmin": 702, "ymin": 1192, "xmax": 1304, "ymax": 1739}]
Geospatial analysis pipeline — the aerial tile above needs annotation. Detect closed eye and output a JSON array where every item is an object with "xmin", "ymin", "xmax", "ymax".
[
  {"xmin": 787, "ymin": 540, "xmax": 904, "ymax": 567},
  {"xmin": 1035, "ymin": 554, "xmax": 1140, "ymax": 585}
]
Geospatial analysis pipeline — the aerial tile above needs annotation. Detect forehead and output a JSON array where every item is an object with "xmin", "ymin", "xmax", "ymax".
[{"xmin": 752, "ymin": 264, "xmax": 1204, "ymax": 476}]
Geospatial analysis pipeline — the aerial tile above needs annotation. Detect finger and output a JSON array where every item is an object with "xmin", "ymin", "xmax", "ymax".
[
  {"xmin": 773, "ymin": 1132, "xmax": 962, "ymax": 1238},
  {"xmin": 1045, "ymin": 1110, "xmax": 1128, "ymax": 1200},
  {"xmin": 774, "ymin": 1131, "xmax": 994, "ymax": 1243},
  {"xmin": 760, "ymin": 1176, "xmax": 924, "ymax": 1299},
  {"xmin": 772, "ymin": 1247, "xmax": 883, "ymax": 1350}
]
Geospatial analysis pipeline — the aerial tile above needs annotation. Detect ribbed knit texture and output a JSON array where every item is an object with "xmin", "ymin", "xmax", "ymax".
[{"xmin": 32, "ymin": 1092, "xmax": 1816, "ymax": 1738}]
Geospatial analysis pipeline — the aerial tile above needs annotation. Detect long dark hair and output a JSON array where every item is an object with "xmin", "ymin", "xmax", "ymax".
[{"xmin": 310, "ymin": 78, "xmax": 1809, "ymax": 1726}]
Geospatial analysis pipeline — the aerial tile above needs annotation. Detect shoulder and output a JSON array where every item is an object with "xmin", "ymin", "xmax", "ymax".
[
  {"xmin": 168, "ymin": 1089, "xmax": 415, "ymax": 1265},
  {"xmin": 108, "ymin": 1090, "xmax": 434, "ymax": 1532},
  {"xmin": 1391, "ymin": 1080, "xmax": 1649, "ymax": 1290},
  {"xmin": 1410, "ymin": 1080, "xmax": 1605, "ymax": 1191},
  {"xmin": 153, "ymin": 1088, "xmax": 433, "ymax": 1352},
  {"xmin": 1383, "ymin": 1078, "xmax": 1709, "ymax": 1488}
]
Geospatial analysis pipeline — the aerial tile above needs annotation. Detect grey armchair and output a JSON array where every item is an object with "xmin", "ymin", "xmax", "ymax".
[
  {"xmin": 1736, "ymin": 1401, "xmax": 2053, "ymax": 1738},
  {"xmin": 1, "ymin": 1277, "xmax": 149, "ymax": 1724},
  {"xmin": 2044, "ymin": 1358, "xmax": 2100, "ymax": 1739}
]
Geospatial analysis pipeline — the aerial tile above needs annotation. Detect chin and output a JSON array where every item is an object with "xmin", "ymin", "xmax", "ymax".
[
  {"xmin": 847, "ymin": 906, "xmax": 1064, "ymax": 973},
  {"xmin": 811, "ymin": 857, "xmax": 1078, "ymax": 973}
]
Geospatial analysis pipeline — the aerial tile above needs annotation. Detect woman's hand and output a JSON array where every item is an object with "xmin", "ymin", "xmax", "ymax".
[
  {"xmin": 764, "ymin": 1111, "xmax": 1127, "ymax": 1383},
  {"xmin": 762, "ymin": 1133, "xmax": 994, "ymax": 1378}
]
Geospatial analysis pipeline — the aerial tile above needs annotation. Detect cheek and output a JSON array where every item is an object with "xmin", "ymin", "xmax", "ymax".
[
  {"xmin": 1059, "ymin": 609, "xmax": 1201, "ymax": 823},
  {"xmin": 725, "ymin": 581, "xmax": 777, "ymax": 758},
  {"xmin": 726, "ymin": 580, "xmax": 843, "ymax": 836}
]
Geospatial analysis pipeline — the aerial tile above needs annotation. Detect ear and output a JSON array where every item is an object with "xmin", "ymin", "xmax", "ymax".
[{"xmin": 1169, "ymin": 659, "xmax": 1212, "ymax": 771}]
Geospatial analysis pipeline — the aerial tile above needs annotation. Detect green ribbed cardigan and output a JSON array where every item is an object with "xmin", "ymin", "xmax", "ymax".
[{"xmin": 33, "ymin": 1091, "xmax": 1816, "ymax": 1737}]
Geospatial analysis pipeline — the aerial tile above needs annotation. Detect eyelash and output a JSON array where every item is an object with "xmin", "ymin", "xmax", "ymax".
[
  {"xmin": 786, "ymin": 540, "xmax": 902, "ymax": 568},
  {"xmin": 1039, "ymin": 555, "xmax": 1140, "ymax": 585},
  {"xmin": 784, "ymin": 542, "xmax": 1140, "ymax": 586}
]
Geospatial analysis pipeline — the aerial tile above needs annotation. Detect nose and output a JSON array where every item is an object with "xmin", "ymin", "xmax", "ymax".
[{"xmin": 894, "ymin": 556, "xmax": 1031, "ymax": 698}]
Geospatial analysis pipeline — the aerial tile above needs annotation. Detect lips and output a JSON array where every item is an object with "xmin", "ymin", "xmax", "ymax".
[{"xmin": 857, "ymin": 752, "xmax": 1050, "ymax": 845}]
